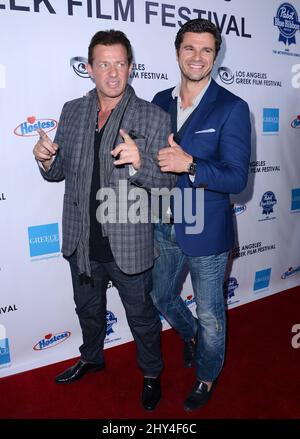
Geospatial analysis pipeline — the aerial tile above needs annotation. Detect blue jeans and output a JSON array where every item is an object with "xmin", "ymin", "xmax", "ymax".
[
  {"xmin": 151, "ymin": 223, "xmax": 228, "ymax": 382},
  {"xmin": 68, "ymin": 252, "xmax": 163, "ymax": 377}
]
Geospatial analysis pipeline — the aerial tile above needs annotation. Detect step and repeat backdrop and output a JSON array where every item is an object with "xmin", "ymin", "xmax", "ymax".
[{"xmin": 0, "ymin": 0, "xmax": 299, "ymax": 377}]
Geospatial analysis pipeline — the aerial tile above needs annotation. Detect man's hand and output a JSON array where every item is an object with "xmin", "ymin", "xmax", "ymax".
[
  {"xmin": 157, "ymin": 133, "xmax": 193, "ymax": 173},
  {"xmin": 111, "ymin": 129, "xmax": 141, "ymax": 170},
  {"xmin": 33, "ymin": 128, "xmax": 59, "ymax": 171}
]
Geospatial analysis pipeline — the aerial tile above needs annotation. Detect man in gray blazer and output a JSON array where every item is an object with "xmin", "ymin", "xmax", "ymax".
[{"xmin": 33, "ymin": 30, "xmax": 174, "ymax": 411}]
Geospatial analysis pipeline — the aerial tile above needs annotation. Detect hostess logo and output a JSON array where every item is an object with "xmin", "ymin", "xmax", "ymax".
[
  {"xmin": 232, "ymin": 203, "xmax": 246, "ymax": 216},
  {"xmin": 70, "ymin": 56, "xmax": 90, "ymax": 78},
  {"xmin": 14, "ymin": 116, "xmax": 57, "ymax": 137},
  {"xmin": 263, "ymin": 108, "xmax": 279, "ymax": 133},
  {"xmin": 184, "ymin": 294, "xmax": 195, "ymax": 307},
  {"xmin": 281, "ymin": 266, "xmax": 300, "ymax": 279},
  {"xmin": 33, "ymin": 331, "xmax": 71, "ymax": 351},
  {"xmin": 291, "ymin": 114, "xmax": 300, "ymax": 128},
  {"xmin": 274, "ymin": 3, "xmax": 300, "ymax": 46},
  {"xmin": 106, "ymin": 310, "xmax": 117, "ymax": 336},
  {"xmin": 291, "ymin": 188, "xmax": 300, "ymax": 211},
  {"xmin": 253, "ymin": 268, "xmax": 272, "ymax": 292},
  {"xmin": 28, "ymin": 223, "xmax": 60, "ymax": 257}
]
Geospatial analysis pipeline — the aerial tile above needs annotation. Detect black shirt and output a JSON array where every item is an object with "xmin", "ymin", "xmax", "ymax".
[{"xmin": 89, "ymin": 121, "xmax": 114, "ymax": 262}]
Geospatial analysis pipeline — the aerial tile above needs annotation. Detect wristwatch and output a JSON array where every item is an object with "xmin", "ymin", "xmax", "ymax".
[{"xmin": 187, "ymin": 159, "xmax": 197, "ymax": 176}]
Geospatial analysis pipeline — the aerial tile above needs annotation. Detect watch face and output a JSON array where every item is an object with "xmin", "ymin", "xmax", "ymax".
[{"xmin": 188, "ymin": 162, "xmax": 196, "ymax": 175}]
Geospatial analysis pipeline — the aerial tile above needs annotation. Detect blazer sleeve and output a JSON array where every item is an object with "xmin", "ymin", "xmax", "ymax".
[
  {"xmin": 192, "ymin": 99, "xmax": 251, "ymax": 194},
  {"xmin": 129, "ymin": 105, "xmax": 177, "ymax": 191}
]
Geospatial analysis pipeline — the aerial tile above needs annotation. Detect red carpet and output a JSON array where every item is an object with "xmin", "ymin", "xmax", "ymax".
[{"xmin": 1, "ymin": 287, "xmax": 300, "ymax": 421}]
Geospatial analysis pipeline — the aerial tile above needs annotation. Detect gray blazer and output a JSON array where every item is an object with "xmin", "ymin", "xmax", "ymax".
[{"xmin": 40, "ymin": 88, "xmax": 174, "ymax": 274}]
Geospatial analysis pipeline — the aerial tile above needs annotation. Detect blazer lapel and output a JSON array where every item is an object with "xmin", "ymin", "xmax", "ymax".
[
  {"xmin": 168, "ymin": 97, "xmax": 178, "ymax": 139},
  {"xmin": 73, "ymin": 89, "xmax": 97, "ymax": 173},
  {"xmin": 107, "ymin": 95, "xmax": 138, "ymax": 182}
]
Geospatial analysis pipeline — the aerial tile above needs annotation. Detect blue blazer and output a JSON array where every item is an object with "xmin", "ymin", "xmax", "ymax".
[{"xmin": 153, "ymin": 79, "xmax": 251, "ymax": 256}]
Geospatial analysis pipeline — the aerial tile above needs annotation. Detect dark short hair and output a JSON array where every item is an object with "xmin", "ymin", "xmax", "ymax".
[
  {"xmin": 88, "ymin": 29, "xmax": 133, "ymax": 65},
  {"xmin": 175, "ymin": 19, "xmax": 222, "ymax": 58}
]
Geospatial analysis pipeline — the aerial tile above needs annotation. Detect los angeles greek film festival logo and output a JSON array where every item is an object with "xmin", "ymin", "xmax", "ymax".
[{"xmin": 70, "ymin": 57, "xmax": 90, "ymax": 78}]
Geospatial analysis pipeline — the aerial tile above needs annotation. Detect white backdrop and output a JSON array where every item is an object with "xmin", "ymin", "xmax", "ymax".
[{"xmin": 1, "ymin": 0, "xmax": 300, "ymax": 377}]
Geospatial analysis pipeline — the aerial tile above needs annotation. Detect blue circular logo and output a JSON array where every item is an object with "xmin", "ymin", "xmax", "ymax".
[
  {"xmin": 218, "ymin": 67, "xmax": 234, "ymax": 85},
  {"xmin": 70, "ymin": 57, "xmax": 90, "ymax": 78}
]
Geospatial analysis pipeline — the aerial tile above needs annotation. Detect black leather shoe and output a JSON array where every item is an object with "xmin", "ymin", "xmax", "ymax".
[
  {"xmin": 183, "ymin": 338, "xmax": 196, "ymax": 368},
  {"xmin": 141, "ymin": 377, "xmax": 161, "ymax": 411},
  {"xmin": 184, "ymin": 380, "xmax": 213, "ymax": 411},
  {"xmin": 55, "ymin": 360, "xmax": 105, "ymax": 384}
]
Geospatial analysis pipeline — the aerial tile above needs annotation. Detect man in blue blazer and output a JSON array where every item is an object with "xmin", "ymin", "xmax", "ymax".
[{"xmin": 151, "ymin": 19, "xmax": 251, "ymax": 411}]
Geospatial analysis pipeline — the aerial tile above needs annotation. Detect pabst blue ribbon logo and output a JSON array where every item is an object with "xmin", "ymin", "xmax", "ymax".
[
  {"xmin": 14, "ymin": 116, "xmax": 57, "ymax": 137},
  {"xmin": 106, "ymin": 310, "xmax": 117, "ymax": 336},
  {"xmin": 291, "ymin": 114, "xmax": 300, "ymax": 128},
  {"xmin": 70, "ymin": 57, "xmax": 90, "ymax": 78},
  {"xmin": 33, "ymin": 331, "xmax": 71, "ymax": 351},
  {"xmin": 224, "ymin": 277, "xmax": 239, "ymax": 300},
  {"xmin": 274, "ymin": 3, "xmax": 300, "ymax": 46},
  {"xmin": 260, "ymin": 191, "xmax": 277, "ymax": 216}
]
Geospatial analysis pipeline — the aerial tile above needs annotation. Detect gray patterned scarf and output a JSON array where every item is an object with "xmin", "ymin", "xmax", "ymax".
[{"xmin": 76, "ymin": 84, "xmax": 136, "ymax": 276}]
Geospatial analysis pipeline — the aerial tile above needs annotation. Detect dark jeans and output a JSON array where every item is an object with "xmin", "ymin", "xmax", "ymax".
[{"xmin": 68, "ymin": 253, "xmax": 163, "ymax": 377}]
